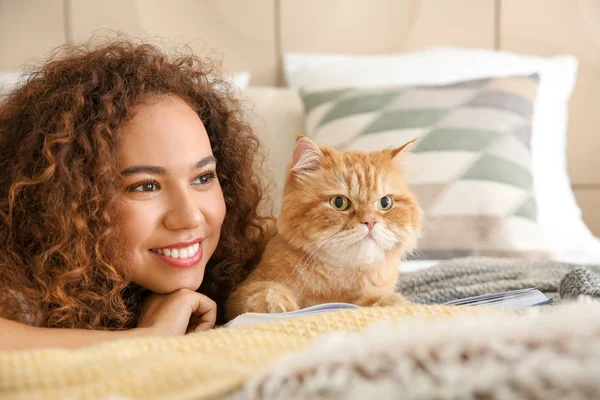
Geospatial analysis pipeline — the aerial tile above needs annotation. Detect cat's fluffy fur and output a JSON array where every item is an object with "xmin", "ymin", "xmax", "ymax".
[{"xmin": 225, "ymin": 136, "xmax": 422, "ymax": 320}]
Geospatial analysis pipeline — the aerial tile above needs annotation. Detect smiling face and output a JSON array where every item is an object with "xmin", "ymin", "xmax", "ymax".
[{"xmin": 118, "ymin": 95, "xmax": 226, "ymax": 294}]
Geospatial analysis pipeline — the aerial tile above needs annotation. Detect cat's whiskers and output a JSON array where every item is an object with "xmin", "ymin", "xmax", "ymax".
[
  {"xmin": 321, "ymin": 230, "xmax": 375, "ymax": 266},
  {"xmin": 278, "ymin": 236, "xmax": 334, "ymax": 289},
  {"xmin": 300, "ymin": 231, "xmax": 354, "ymax": 272},
  {"xmin": 404, "ymin": 247, "xmax": 427, "ymax": 261},
  {"xmin": 293, "ymin": 235, "xmax": 348, "ymax": 296},
  {"xmin": 311, "ymin": 231, "xmax": 353, "ymax": 268},
  {"xmin": 309, "ymin": 232, "xmax": 357, "ymax": 288},
  {"xmin": 420, "ymin": 264, "xmax": 453, "ymax": 293},
  {"xmin": 323, "ymin": 230, "xmax": 362, "ymax": 261},
  {"xmin": 401, "ymin": 248, "xmax": 454, "ymax": 294},
  {"xmin": 330, "ymin": 229, "xmax": 365, "ymax": 247},
  {"xmin": 399, "ymin": 249, "xmax": 426, "ymax": 298},
  {"xmin": 337, "ymin": 245, "xmax": 381, "ymax": 266},
  {"xmin": 391, "ymin": 228, "xmax": 419, "ymax": 250},
  {"xmin": 372, "ymin": 226, "xmax": 402, "ymax": 249},
  {"xmin": 281, "ymin": 242, "xmax": 323, "ymax": 285}
]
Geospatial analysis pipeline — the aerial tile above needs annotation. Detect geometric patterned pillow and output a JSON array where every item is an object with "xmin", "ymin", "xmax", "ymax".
[{"xmin": 299, "ymin": 75, "xmax": 552, "ymax": 260}]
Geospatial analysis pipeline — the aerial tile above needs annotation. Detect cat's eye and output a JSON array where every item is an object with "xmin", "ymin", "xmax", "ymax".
[
  {"xmin": 377, "ymin": 195, "xmax": 394, "ymax": 211},
  {"xmin": 330, "ymin": 196, "xmax": 350, "ymax": 211}
]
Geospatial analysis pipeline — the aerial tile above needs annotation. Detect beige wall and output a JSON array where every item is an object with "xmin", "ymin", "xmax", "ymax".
[
  {"xmin": 0, "ymin": 0, "xmax": 66, "ymax": 71},
  {"xmin": 0, "ymin": 0, "xmax": 278, "ymax": 84},
  {"xmin": 1, "ymin": 0, "xmax": 496, "ymax": 85}
]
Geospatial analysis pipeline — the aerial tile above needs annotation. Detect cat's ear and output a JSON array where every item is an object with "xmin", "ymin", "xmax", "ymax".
[
  {"xmin": 292, "ymin": 135, "xmax": 323, "ymax": 173},
  {"xmin": 392, "ymin": 139, "xmax": 416, "ymax": 157},
  {"xmin": 391, "ymin": 138, "xmax": 416, "ymax": 168}
]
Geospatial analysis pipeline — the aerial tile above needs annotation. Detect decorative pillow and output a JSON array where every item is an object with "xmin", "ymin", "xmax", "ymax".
[
  {"xmin": 285, "ymin": 47, "xmax": 600, "ymax": 265},
  {"xmin": 299, "ymin": 74, "xmax": 552, "ymax": 259}
]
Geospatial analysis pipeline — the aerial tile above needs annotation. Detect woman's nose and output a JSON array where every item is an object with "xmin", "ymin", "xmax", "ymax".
[{"xmin": 163, "ymin": 188, "xmax": 204, "ymax": 231}]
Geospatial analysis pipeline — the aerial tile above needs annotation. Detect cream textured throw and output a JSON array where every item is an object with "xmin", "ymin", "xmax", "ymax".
[
  {"xmin": 229, "ymin": 299, "xmax": 600, "ymax": 400},
  {"xmin": 0, "ymin": 304, "xmax": 493, "ymax": 400},
  {"xmin": 3, "ymin": 300, "xmax": 599, "ymax": 399}
]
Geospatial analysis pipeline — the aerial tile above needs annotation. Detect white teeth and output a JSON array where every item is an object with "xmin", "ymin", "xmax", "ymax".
[
  {"xmin": 187, "ymin": 245, "xmax": 196, "ymax": 256},
  {"xmin": 152, "ymin": 243, "xmax": 201, "ymax": 259}
]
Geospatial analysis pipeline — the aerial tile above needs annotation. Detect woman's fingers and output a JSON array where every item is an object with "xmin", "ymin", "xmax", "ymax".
[{"xmin": 191, "ymin": 294, "xmax": 217, "ymax": 332}]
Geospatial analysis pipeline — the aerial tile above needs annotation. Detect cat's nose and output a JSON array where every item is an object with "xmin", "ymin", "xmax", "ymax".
[{"xmin": 363, "ymin": 220, "xmax": 377, "ymax": 231}]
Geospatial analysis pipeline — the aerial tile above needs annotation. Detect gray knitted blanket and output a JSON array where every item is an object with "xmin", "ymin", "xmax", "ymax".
[{"xmin": 397, "ymin": 257, "xmax": 600, "ymax": 304}]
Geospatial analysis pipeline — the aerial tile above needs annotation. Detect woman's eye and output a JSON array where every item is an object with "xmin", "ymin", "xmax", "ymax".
[
  {"xmin": 329, "ymin": 195, "xmax": 350, "ymax": 211},
  {"xmin": 192, "ymin": 171, "xmax": 217, "ymax": 185},
  {"xmin": 377, "ymin": 195, "xmax": 394, "ymax": 211},
  {"xmin": 129, "ymin": 181, "xmax": 159, "ymax": 192}
]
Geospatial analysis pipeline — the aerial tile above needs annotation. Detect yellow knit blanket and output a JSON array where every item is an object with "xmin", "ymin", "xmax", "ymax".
[{"xmin": 0, "ymin": 304, "xmax": 496, "ymax": 400}]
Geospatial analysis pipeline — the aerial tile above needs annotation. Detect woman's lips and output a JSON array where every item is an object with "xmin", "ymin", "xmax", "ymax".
[{"xmin": 149, "ymin": 240, "xmax": 203, "ymax": 268}]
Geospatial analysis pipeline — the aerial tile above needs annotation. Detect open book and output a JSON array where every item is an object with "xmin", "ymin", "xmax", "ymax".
[{"xmin": 224, "ymin": 288, "xmax": 554, "ymax": 328}]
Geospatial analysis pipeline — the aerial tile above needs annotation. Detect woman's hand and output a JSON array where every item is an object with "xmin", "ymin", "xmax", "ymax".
[
  {"xmin": 0, "ymin": 289, "xmax": 216, "ymax": 351},
  {"xmin": 138, "ymin": 289, "xmax": 217, "ymax": 336}
]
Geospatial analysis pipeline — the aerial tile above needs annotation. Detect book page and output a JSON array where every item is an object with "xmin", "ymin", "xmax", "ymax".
[{"xmin": 224, "ymin": 303, "xmax": 359, "ymax": 328}]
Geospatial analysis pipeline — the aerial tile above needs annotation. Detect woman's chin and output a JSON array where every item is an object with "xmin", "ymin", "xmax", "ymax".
[{"xmin": 136, "ymin": 275, "xmax": 204, "ymax": 294}]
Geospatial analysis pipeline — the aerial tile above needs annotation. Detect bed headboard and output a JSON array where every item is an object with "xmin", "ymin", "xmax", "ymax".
[{"xmin": 1, "ymin": 0, "xmax": 600, "ymax": 235}]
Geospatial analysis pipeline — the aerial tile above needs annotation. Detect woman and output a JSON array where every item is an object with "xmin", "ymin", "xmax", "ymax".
[{"xmin": 0, "ymin": 39, "xmax": 271, "ymax": 350}]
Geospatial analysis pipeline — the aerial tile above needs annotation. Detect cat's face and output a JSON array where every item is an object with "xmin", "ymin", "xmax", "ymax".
[{"xmin": 278, "ymin": 137, "xmax": 422, "ymax": 267}]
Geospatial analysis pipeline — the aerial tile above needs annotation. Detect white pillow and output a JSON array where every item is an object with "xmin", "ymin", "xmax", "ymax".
[
  {"xmin": 0, "ymin": 72, "xmax": 27, "ymax": 95},
  {"xmin": 229, "ymin": 72, "xmax": 251, "ymax": 90},
  {"xmin": 283, "ymin": 46, "xmax": 600, "ymax": 264}
]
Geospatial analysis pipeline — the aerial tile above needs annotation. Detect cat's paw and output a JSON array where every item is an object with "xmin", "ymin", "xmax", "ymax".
[
  {"xmin": 247, "ymin": 288, "xmax": 299, "ymax": 313},
  {"xmin": 266, "ymin": 289, "xmax": 300, "ymax": 313},
  {"xmin": 357, "ymin": 292, "xmax": 411, "ymax": 308},
  {"xmin": 372, "ymin": 293, "xmax": 411, "ymax": 307}
]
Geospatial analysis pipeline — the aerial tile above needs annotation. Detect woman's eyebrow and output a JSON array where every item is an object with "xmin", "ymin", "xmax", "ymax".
[
  {"xmin": 120, "ymin": 155, "xmax": 217, "ymax": 176},
  {"xmin": 192, "ymin": 155, "xmax": 217, "ymax": 170},
  {"xmin": 120, "ymin": 165, "xmax": 167, "ymax": 176}
]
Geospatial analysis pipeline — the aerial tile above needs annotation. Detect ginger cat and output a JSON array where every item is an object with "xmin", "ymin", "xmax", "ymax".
[{"xmin": 225, "ymin": 136, "xmax": 422, "ymax": 321}]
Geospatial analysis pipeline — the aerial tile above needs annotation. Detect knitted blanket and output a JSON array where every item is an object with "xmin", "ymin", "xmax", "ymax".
[
  {"xmin": 229, "ymin": 299, "xmax": 600, "ymax": 400},
  {"xmin": 397, "ymin": 256, "xmax": 600, "ymax": 304}
]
